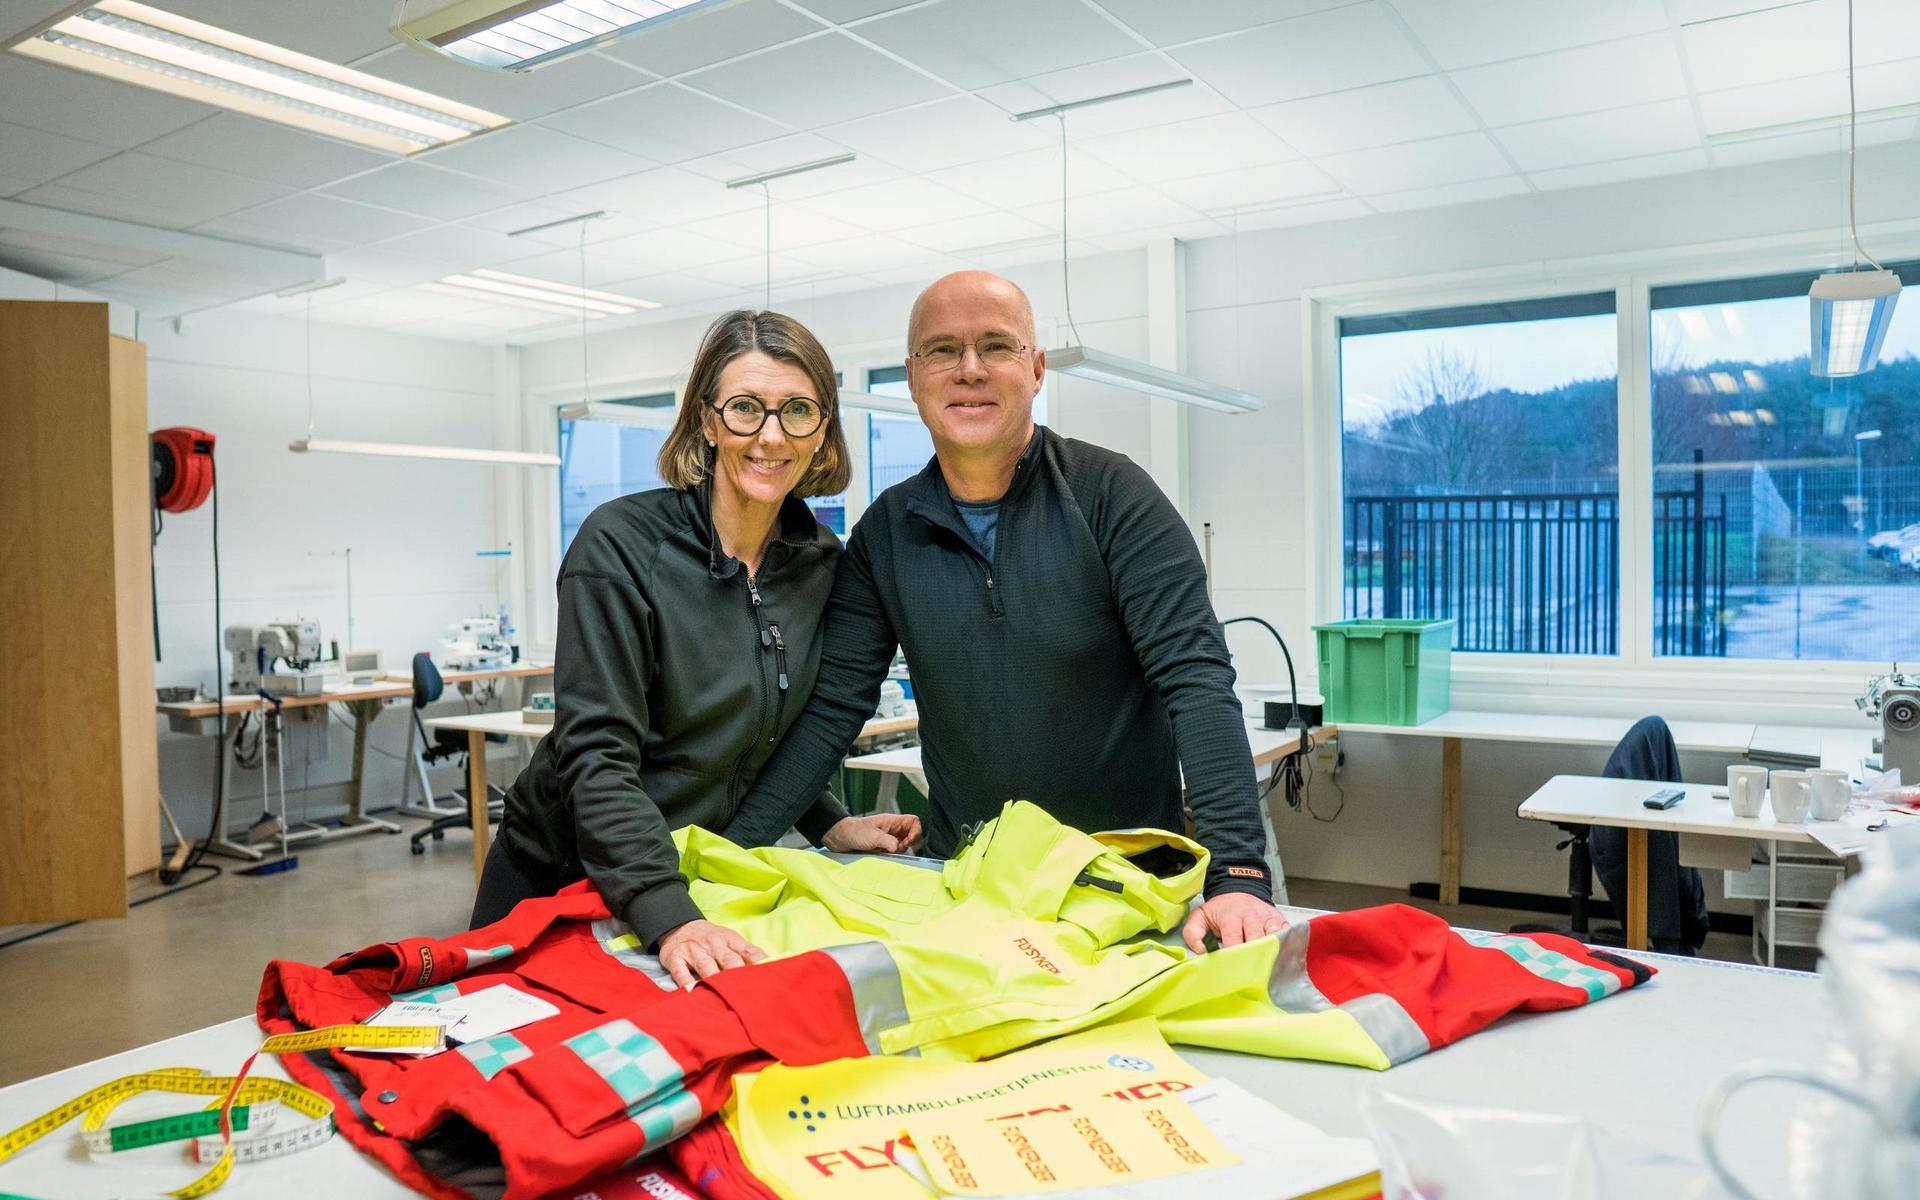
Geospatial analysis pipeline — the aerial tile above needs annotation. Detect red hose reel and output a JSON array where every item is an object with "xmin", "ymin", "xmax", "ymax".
[{"xmin": 151, "ymin": 427, "xmax": 215, "ymax": 513}]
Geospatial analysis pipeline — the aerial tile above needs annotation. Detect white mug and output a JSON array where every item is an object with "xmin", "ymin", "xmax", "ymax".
[
  {"xmin": 1808, "ymin": 768, "xmax": 1851, "ymax": 821},
  {"xmin": 1769, "ymin": 770, "xmax": 1812, "ymax": 823},
  {"xmin": 1727, "ymin": 765, "xmax": 1768, "ymax": 819}
]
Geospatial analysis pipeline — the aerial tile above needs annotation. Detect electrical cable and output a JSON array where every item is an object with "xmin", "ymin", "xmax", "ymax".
[
  {"xmin": 1054, "ymin": 113, "xmax": 1084, "ymax": 347},
  {"xmin": 1845, "ymin": 0, "xmax": 1884, "ymax": 272},
  {"xmin": 1221, "ymin": 616, "xmax": 1332, "ymax": 819},
  {"xmin": 2, "ymin": 864, "xmax": 223, "ymax": 951}
]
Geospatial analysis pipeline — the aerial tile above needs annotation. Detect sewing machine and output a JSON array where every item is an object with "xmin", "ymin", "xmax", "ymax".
[
  {"xmin": 1857, "ymin": 672, "xmax": 1920, "ymax": 782},
  {"xmin": 224, "ymin": 620, "xmax": 326, "ymax": 696},
  {"xmin": 438, "ymin": 615, "xmax": 512, "ymax": 670}
]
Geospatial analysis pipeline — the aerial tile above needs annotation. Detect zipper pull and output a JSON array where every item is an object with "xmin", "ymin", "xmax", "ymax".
[
  {"xmin": 769, "ymin": 623, "xmax": 788, "ymax": 691},
  {"xmin": 760, "ymin": 627, "xmax": 772, "ymax": 648},
  {"xmin": 746, "ymin": 574, "xmax": 763, "ymax": 606}
]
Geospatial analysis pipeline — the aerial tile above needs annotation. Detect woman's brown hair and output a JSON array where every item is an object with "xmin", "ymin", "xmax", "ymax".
[{"xmin": 657, "ymin": 309, "xmax": 851, "ymax": 498}]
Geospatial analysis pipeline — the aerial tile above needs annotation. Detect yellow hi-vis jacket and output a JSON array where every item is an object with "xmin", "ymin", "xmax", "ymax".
[{"xmin": 610, "ymin": 801, "xmax": 1649, "ymax": 1071}]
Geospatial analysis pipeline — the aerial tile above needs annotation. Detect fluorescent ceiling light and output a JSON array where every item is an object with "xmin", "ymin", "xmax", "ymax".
[
  {"xmin": 1809, "ymin": 268, "xmax": 1900, "ymax": 377},
  {"xmin": 290, "ymin": 438, "xmax": 559, "ymax": 466},
  {"xmin": 558, "ymin": 400, "xmax": 676, "ymax": 425},
  {"xmin": 393, "ymin": 0, "xmax": 722, "ymax": 72},
  {"xmin": 840, "ymin": 389, "xmax": 918, "ymax": 417},
  {"xmin": 8, "ymin": 0, "xmax": 508, "ymax": 155},
  {"xmin": 1010, "ymin": 78, "xmax": 1193, "ymax": 123},
  {"xmin": 429, "ymin": 269, "xmax": 660, "ymax": 315},
  {"xmin": 724, "ymin": 154, "xmax": 856, "ymax": 190},
  {"xmin": 1047, "ymin": 346, "xmax": 1264, "ymax": 414}
]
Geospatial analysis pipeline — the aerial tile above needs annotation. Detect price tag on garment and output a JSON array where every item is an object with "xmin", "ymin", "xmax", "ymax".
[
  {"xmin": 903, "ymin": 1092, "xmax": 1236, "ymax": 1196},
  {"xmin": 435, "ymin": 984, "xmax": 560, "ymax": 1044}
]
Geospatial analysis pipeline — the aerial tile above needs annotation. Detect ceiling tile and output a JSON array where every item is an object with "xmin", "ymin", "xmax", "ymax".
[
  {"xmin": 1248, "ymin": 76, "xmax": 1478, "ymax": 157},
  {"xmin": 1011, "ymin": 186, "xmax": 1212, "ymax": 239},
  {"xmin": 542, "ymin": 82, "xmax": 791, "ymax": 163},
  {"xmin": 0, "ymin": 227, "xmax": 165, "ymax": 284},
  {"xmin": 937, "ymin": 148, "xmax": 1133, "ymax": 208},
  {"xmin": 461, "ymin": 201, "xmax": 597, "ymax": 236},
  {"xmin": 675, "ymin": 133, "xmax": 858, "ymax": 183},
  {"xmin": 591, "ymin": 271, "xmax": 739, "ymax": 308},
  {"xmin": 483, "ymin": 242, "xmax": 658, "ymax": 287},
  {"xmin": 1365, "ymin": 175, "xmax": 1532, "ymax": 212},
  {"xmin": 22, "ymin": 153, "xmax": 292, "ymax": 228},
  {"xmin": 827, "ymin": 96, "xmax": 1055, "ymax": 174},
  {"xmin": 1155, "ymin": 160, "xmax": 1343, "ymax": 213},
  {"xmin": 798, "ymin": 232, "xmax": 952, "ymax": 273},
  {"xmin": 354, "ymin": 42, "xmax": 653, "ymax": 121},
  {"xmin": 794, "ymin": 0, "xmax": 920, "ymax": 20},
  {"xmin": 1394, "ymin": 0, "xmax": 1670, "ymax": 70},
  {"xmin": 548, "ymin": 165, "xmax": 762, "ymax": 227},
  {"xmin": 1089, "ymin": 0, "xmax": 1355, "ymax": 47},
  {"xmin": 685, "ymin": 32, "xmax": 953, "ymax": 127},
  {"xmin": 1492, "ymin": 98, "xmax": 1702, "ymax": 171},
  {"xmin": 139, "ymin": 115, "xmax": 394, "ymax": 192},
  {"xmin": 195, "ymin": 193, "xmax": 437, "ymax": 254},
  {"xmin": 582, "ymin": 225, "xmax": 756, "ymax": 273},
  {"xmin": 322, "ymin": 248, "xmax": 451, "ymax": 287},
  {"xmin": 1166, "ymin": 3, "xmax": 1428, "ymax": 107},
  {"xmin": 1680, "ymin": 0, "xmax": 1845, "ymax": 92},
  {"xmin": 893, "ymin": 210, "xmax": 1057, "ymax": 255},
  {"xmin": 371, "ymin": 222, "xmax": 535, "ymax": 270},
  {"xmin": 1080, "ymin": 112, "xmax": 1297, "ymax": 183},
  {"xmin": 594, "ymin": 0, "xmax": 826, "ymax": 74},
  {"xmin": 422, "ymin": 125, "xmax": 656, "ymax": 192},
  {"xmin": 794, "ymin": 175, "xmax": 992, "ymax": 232},
  {"xmin": 857, "ymin": 0, "xmax": 1141, "ymax": 90},
  {"xmin": 976, "ymin": 53, "xmax": 1236, "ymax": 137},
  {"xmin": 1450, "ymin": 33, "xmax": 1688, "ymax": 124},
  {"xmin": 321, "ymin": 162, "xmax": 532, "ymax": 221},
  {"xmin": 1529, "ymin": 148, "xmax": 1710, "ymax": 190},
  {"xmin": 1225, "ymin": 196, "xmax": 1373, "ymax": 232},
  {"xmin": 0, "ymin": 56, "xmax": 215, "ymax": 148},
  {"xmin": 679, "ymin": 202, "xmax": 869, "ymax": 249},
  {"xmin": 1706, "ymin": 127, "xmax": 1845, "ymax": 166},
  {"xmin": 153, "ymin": 0, "xmax": 399, "ymax": 62},
  {"xmin": 1695, "ymin": 72, "xmax": 1848, "ymax": 135},
  {"xmin": 689, "ymin": 251, "xmax": 835, "ymax": 289},
  {"xmin": 1316, "ymin": 132, "xmax": 1515, "ymax": 194},
  {"xmin": 0, "ymin": 120, "xmax": 118, "ymax": 190}
]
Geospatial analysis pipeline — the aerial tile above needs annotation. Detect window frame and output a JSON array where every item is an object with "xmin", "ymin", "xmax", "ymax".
[{"xmin": 1306, "ymin": 227, "xmax": 1920, "ymax": 713}]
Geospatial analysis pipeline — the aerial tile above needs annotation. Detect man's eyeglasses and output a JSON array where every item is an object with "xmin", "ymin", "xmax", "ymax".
[
  {"xmin": 908, "ymin": 337, "xmax": 1031, "ymax": 374},
  {"xmin": 710, "ymin": 394, "xmax": 826, "ymax": 439}
]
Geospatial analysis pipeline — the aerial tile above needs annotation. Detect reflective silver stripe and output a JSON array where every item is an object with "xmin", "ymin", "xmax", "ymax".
[
  {"xmin": 822, "ymin": 941, "xmax": 913, "ymax": 1056},
  {"xmin": 1266, "ymin": 918, "xmax": 1431, "ymax": 1066},
  {"xmin": 591, "ymin": 917, "xmax": 677, "ymax": 992}
]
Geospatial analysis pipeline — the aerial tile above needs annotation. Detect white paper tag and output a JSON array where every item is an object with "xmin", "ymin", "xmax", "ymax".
[{"xmin": 436, "ymin": 984, "xmax": 560, "ymax": 1044}]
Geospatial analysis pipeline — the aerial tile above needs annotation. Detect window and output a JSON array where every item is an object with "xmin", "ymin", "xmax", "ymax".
[
  {"xmin": 1337, "ymin": 293, "xmax": 1621, "ymax": 654},
  {"xmin": 1650, "ymin": 262, "xmax": 1920, "ymax": 661},
  {"xmin": 865, "ymin": 366, "xmax": 934, "ymax": 499},
  {"xmin": 557, "ymin": 394, "xmax": 673, "ymax": 557},
  {"xmin": 805, "ymin": 373, "xmax": 849, "ymax": 535}
]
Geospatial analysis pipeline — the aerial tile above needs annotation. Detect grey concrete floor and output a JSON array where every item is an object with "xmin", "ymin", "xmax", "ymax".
[{"xmin": 0, "ymin": 829, "xmax": 1800, "ymax": 1088}]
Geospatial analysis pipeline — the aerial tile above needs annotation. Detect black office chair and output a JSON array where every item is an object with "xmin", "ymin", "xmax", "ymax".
[{"xmin": 407, "ymin": 652, "xmax": 507, "ymax": 855}]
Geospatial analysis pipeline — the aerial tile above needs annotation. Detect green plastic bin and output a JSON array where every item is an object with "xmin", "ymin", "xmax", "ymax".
[{"xmin": 1312, "ymin": 618, "xmax": 1454, "ymax": 725}]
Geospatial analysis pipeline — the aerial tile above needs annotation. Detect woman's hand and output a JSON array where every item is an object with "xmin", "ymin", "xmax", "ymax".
[
  {"xmin": 823, "ymin": 812, "xmax": 923, "ymax": 854},
  {"xmin": 656, "ymin": 918, "xmax": 767, "ymax": 989}
]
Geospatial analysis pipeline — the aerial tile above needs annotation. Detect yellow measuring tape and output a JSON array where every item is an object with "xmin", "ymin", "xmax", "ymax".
[{"xmin": 0, "ymin": 1024, "xmax": 442, "ymax": 1198}]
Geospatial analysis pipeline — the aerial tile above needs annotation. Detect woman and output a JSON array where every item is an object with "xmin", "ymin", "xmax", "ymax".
[{"xmin": 473, "ymin": 310, "xmax": 919, "ymax": 987}]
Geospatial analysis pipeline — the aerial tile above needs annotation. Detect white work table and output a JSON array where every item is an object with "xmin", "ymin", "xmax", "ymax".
[
  {"xmin": 1332, "ymin": 710, "xmax": 1875, "ymax": 907},
  {"xmin": 0, "ymin": 909, "xmax": 1819, "ymax": 1199}
]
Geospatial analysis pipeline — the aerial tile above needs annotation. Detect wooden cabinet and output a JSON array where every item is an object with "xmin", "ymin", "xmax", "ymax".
[{"xmin": 0, "ymin": 300, "xmax": 160, "ymax": 922}]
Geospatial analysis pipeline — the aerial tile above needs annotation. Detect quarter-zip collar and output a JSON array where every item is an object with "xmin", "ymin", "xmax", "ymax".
[{"xmin": 902, "ymin": 425, "xmax": 1044, "ymax": 551}]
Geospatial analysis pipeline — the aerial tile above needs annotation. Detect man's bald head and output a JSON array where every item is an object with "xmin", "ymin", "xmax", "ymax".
[{"xmin": 907, "ymin": 270, "xmax": 1036, "ymax": 351}]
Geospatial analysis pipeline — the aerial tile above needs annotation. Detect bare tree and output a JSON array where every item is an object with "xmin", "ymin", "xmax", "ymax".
[{"xmin": 1382, "ymin": 347, "xmax": 1502, "ymax": 490}]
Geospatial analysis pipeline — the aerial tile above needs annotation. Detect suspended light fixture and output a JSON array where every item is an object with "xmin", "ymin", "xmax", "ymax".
[
  {"xmin": 10, "ymin": 0, "xmax": 509, "ymax": 155},
  {"xmin": 393, "ymin": 0, "xmax": 723, "ymax": 72},
  {"xmin": 1809, "ymin": 0, "xmax": 1901, "ymax": 378},
  {"xmin": 1015, "ymin": 82, "xmax": 1264, "ymax": 414}
]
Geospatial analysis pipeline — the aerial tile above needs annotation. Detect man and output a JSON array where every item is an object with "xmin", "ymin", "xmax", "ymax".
[{"xmin": 725, "ymin": 271, "xmax": 1282, "ymax": 952}]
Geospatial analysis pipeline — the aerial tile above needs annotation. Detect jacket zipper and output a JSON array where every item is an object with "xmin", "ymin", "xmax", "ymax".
[{"xmin": 729, "ymin": 570, "xmax": 774, "ymax": 805}]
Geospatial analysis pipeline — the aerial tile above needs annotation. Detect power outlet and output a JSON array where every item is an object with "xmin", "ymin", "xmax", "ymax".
[{"xmin": 1311, "ymin": 733, "xmax": 1342, "ymax": 778}]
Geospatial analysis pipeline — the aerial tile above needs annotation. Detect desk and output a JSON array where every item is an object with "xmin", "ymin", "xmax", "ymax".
[
  {"xmin": 1518, "ymin": 774, "xmax": 1860, "ymax": 957},
  {"xmin": 422, "ymin": 713, "xmax": 926, "ymax": 882},
  {"xmin": 395, "ymin": 663, "xmax": 553, "ymax": 819},
  {"xmin": 0, "ymin": 911, "xmax": 1822, "ymax": 1198},
  {"xmin": 1334, "ymin": 711, "xmax": 1872, "ymax": 906},
  {"xmin": 156, "ymin": 683, "xmax": 413, "ymax": 861},
  {"xmin": 843, "ymin": 720, "xmax": 1318, "ymax": 817},
  {"xmin": 382, "ymin": 661, "xmax": 554, "ymax": 687}
]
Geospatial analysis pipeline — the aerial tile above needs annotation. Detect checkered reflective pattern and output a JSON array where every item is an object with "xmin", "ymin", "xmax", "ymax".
[
  {"xmin": 462, "ymin": 943, "xmax": 515, "ymax": 969},
  {"xmin": 564, "ymin": 1018, "xmax": 685, "ymax": 1108},
  {"xmin": 393, "ymin": 983, "xmax": 462, "ymax": 1004},
  {"xmin": 1459, "ymin": 930, "xmax": 1623, "ymax": 1002},
  {"xmin": 457, "ymin": 1032, "xmax": 532, "ymax": 1079},
  {"xmin": 634, "ymin": 1087, "xmax": 703, "ymax": 1144}
]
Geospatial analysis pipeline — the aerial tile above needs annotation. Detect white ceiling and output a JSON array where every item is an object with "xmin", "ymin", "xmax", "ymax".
[{"xmin": 0, "ymin": 0, "xmax": 1915, "ymax": 342}]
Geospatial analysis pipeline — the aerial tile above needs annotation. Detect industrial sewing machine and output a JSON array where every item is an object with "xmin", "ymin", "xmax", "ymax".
[
  {"xmin": 438, "ymin": 615, "xmax": 513, "ymax": 670},
  {"xmin": 224, "ymin": 620, "xmax": 327, "ymax": 696},
  {"xmin": 1857, "ymin": 672, "xmax": 1920, "ymax": 782}
]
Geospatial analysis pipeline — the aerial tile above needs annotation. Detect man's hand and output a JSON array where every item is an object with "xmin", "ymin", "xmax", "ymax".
[
  {"xmin": 656, "ymin": 918, "xmax": 766, "ymax": 989},
  {"xmin": 822, "ymin": 812, "xmax": 923, "ymax": 854},
  {"xmin": 1181, "ymin": 892, "xmax": 1287, "ymax": 954}
]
